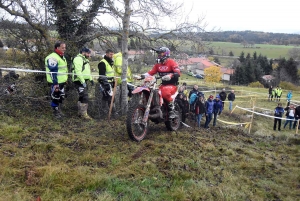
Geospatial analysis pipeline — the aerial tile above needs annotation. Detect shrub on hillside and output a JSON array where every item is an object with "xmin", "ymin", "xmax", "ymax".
[
  {"xmin": 279, "ymin": 81, "xmax": 297, "ymax": 91},
  {"xmin": 248, "ymin": 81, "xmax": 264, "ymax": 88},
  {"xmin": 5, "ymin": 48, "xmax": 26, "ymax": 63}
]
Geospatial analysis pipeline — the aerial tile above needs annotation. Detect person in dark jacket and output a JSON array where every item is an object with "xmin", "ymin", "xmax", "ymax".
[
  {"xmin": 293, "ymin": 105, "xmax": 300, "ymax": 129},
  {"xmin": 228, "ymin": 90, "xmax": 235, "ymax": 111},
  {"xmin": 182, "ymin": 95, "xmax": 189, "ymax": 123},
  {"xmin": 213, "ymin": 95, "xmax": 223, "ymax": 126},
  {"xmin": 273, "ymin": 103, "xmax": 284, "ymax": 131},
  {"xmin": 268, "ymin": 85, "xmax": 273, "ymax": 101},
  {"xmin": 188, "ymin": 85, "xmax": 199, "ymax": 99},
  {"xmin": 195, "ymin": 95, "xmax": 206, "ymax": 127},
  {"xmin": 219, "ymin": 88, "xmax": 227, "ymax": 108},
  {"xmin": 204, "ymin": 95, "xmax": 215, "ymax": 129}
]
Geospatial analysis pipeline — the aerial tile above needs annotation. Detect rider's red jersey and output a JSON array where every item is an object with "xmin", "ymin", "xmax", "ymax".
[{"xmin": 147, "ymin": 59, "xmax": 181, "ymax": 85}]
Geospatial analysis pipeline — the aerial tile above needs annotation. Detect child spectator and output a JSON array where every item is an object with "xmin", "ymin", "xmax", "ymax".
[
  {"xmin": 204, "ymin": 95, "xmax": 215, "ymax": 129},
  {"xmin": 182, "ymin": 95, "xmax": 189, "ymax": 123},
  {"xmin": 195, "ymin": 95, "xmax": 206, "ymax": 127},
  {"xmin": 284, "ymin": 104, "xmax": 295, "ymax": 130},
  {"xmin": 273, "ymin": 103, "xmax": 284, "ymax": 131},
  {"xmin": 213, "ymin": 95, "xmax": 223, "ymax": 127}
]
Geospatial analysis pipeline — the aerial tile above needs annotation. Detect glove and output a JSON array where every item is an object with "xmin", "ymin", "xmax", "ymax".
[
  {"xmin": 162, "ymin": 74, "xmax": 171, "ymax": 81},
  {"xmin": 82, "ymin": 82, "xmax": 87, "ymax": 88},
  {"xmin": 140, "ymin": 74, "xmax": 145, "ymax": 79},
  {"xmin": 90, "ymin": 80, "xmax": 94, "ymax": 86},
  {"xmin": 104, "ymin": 84, "xmax": 111, "ymax": 91}
]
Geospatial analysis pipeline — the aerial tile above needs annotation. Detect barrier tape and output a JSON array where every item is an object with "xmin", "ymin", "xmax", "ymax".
[
  {"xmin": 217, "ymin": 118, "xmax": 252, "ymax": 126},
  {"xmin": 236, "ymin": 105, "xmax": 297, "ymax": 121}
]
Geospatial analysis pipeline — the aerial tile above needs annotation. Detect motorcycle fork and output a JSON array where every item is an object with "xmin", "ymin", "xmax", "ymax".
[{"xmin": 142, "ymin": 84, "xmax": 156, "ymax": 123}]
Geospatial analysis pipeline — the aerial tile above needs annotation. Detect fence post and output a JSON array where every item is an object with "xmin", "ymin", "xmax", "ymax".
[{"xmin": 108, "ymin": 78, "xmax": 118, "ymax": 120}]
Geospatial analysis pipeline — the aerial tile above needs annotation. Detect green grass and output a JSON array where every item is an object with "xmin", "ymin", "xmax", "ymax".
[
  {"xmin": 208, "ymin": 41, "xmax": 295, "ymax": 59},
  {"xmin": 0, "ymin": 85, "xmax": 300, "ymax": 200}
]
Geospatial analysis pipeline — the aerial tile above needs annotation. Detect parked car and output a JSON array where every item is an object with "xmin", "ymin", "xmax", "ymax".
[
  {"xmin": 195, "ymin": 74, "xmax": 204, "ymax": 79},
  {"xmin": 187, "ymin": 71, "xmax": 196, "ymax": 76}
]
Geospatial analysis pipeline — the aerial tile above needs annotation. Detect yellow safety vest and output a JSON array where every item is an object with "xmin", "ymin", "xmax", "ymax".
[
  {"xmin": 45, "ymin": 52, "xmax": 68, "ymax": 84},
  {"xmin": 100, "ymin": 58, "xmax": 114, "ymax": 82},
  {"xmin": 72, "ymin": 54, "xmax": 92, "ymax": 83},
  {"xmin": 113, "ymin": 52, "xmax": 133, "ymax": 84}
]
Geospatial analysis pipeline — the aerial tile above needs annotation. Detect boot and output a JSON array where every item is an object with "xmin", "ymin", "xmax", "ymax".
[
  {"xmin": 53, "ymin": 107, "xmax": 62, "ymax": 119},
  {"xmin": 168, "ymin": 103, "xmax": 176, "ymax": 119},
  {"xmin": 78, "ymin": 102, "xmax": 92, "ymax": 120}
]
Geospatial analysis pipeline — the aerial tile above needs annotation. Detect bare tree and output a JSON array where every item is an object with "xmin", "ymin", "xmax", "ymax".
[
  {"xmin": 103, "ymin": 0, "xmax": 208, "ymax": 114},
  {"xmin": 288, "ymin": 48, "xmax": 300, "ymax": 61}
]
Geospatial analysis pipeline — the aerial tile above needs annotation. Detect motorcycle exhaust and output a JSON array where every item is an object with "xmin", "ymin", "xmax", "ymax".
[{"xmin": 148, "ymin": 106, "xmax": 163, "ymax": 120}]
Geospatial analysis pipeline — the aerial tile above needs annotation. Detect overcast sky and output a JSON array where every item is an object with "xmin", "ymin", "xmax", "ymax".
[{"xmin": 178, "ymin": 0, "xmax": 300, "ymax": 34}]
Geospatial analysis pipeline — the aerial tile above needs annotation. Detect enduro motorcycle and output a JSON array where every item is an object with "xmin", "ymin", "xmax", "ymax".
[{"xmin": 126, "ymin": 76, "xmax": 181, "ymax": 142}]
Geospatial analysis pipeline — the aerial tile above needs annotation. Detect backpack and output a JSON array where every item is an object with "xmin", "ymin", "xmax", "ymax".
[{"xmin": 189, "ymin": 93, "xmax": 198, "ymax": 105}]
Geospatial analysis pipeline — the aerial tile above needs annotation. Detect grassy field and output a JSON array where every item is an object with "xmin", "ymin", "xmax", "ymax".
[
  {"xmin": 208, "ymin": 41, "xmax": 295, "ymax": 59},
  {"xmin": 0, "ymin": 83, "xmax": 299, "ymax": 200}
]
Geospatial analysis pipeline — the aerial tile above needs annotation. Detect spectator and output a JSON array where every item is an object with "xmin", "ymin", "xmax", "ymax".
[
  {"xmin": 293, "ymin": 105, "xmax": 300, "ymax": 129},
  {"xmin": 273, "ymin": 103, "xmax": 284, "ymax": 131},
  {"xmin": 182, "ymin": 82, "xmax": 189, "ymax": 98},
  {"xmin": 283, "ymin": 104, "xmax": 295, "ymax": 130},
  {"xmin": 213, "ymin": 95, "xmax": 223, "ymax": 127},
  {"xmin": 274, "ymin": 86, "xmax": 279, "ymax": 101},
  {"xmin": 204, "ymin": 95, "xmax": 215, "ymax": 129},
  {"xmin": 286, "ymin": 90, "xmax": 292, "ymax": 106},
  {"xmin": 268, "ymin": 85, "xmax": 273, "ymax": 101},
  {"xmin": 182, "ymin": 95, "xmax": 189, "ymax": 123},
  {"xmin": 271, "ymin": 88, "xmax": 275, "ymax": 101},
  {"xmin": 277, "ymin": 87, "xmax": 283, "ymax": 102},
  {"xmin": 178, "ymin": 86, "xmax": 185, "ymax": 96},
  {"xmin": 219, "ymin": 88, "xmax": 227, "ymax": 108},
  {"xmin": 188, "ymin": 85, "xmax": 198, "ymax": 99},
  {"xmin": 227, "ymin": 90, "xmax": 235, "ymax": 112},
  {"xmin": 195, "ymin": 95, "xmax": 206, "ymax": 127}
]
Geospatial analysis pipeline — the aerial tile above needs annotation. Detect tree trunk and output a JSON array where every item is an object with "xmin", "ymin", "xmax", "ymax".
[{"xmin": 120, "ymin": 0, "xmax": 131, "ymax": 115}]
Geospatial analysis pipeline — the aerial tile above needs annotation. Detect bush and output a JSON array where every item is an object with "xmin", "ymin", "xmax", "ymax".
[
  {"xmin": 5, "ymin": 48, "xmax": 26, "ymax": 63},
  {"xmin": 248, "ymin": 81, "xmax": 264, "ymax": 88},
  {"xmin": 279, "ymin": 81, "xmax": 297, "ymax": 91}
]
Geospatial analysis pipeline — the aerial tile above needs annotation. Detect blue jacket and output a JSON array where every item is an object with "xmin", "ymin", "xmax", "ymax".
[
  {"xmin": 205, "ymin": 99, "xmax": 215, "ymax": 114},
  {"xmin": 287, "ymin": 92, "xmax": 292, "ymax": 101},
  {"xmin": 213, "ymin": 99, "xmax": 223, "ymax": 113},
  {"xmin": 274, "ymin": 106, "xmax": 284, "ymax": 117}
]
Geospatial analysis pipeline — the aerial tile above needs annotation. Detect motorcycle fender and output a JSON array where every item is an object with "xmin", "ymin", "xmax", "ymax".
[{"xmin": 132, "ymin": 86, "xmax": 150, "ymax": 94}]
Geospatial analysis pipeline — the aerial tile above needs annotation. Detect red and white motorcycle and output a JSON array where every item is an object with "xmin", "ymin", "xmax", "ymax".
[{"xmin": 126, "ymin": 76, "xmax": 181, "ymax": 142}]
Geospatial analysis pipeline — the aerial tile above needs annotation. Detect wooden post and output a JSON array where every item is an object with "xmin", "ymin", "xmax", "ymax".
[
  {"xmin": 248, "ymin": 99, "xmax": 255, "ymax": 134},
  {"xmin": 296, "ymin": 119, "xmax": 299, "ymax": 134},
  {"xmin": 108, "ymin": 78, "xmax": 118, "ymax": 120},
  {"xmin": 230, "ymin": 105, "xmax": 237, "ymax": 114}
]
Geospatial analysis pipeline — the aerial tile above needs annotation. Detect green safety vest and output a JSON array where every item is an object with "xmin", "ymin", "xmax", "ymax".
[
  {"xmin": 100, "ymin": 59, "xmax": 114, "ymax": 82},
  {"xmin": 277, "ymin": 89, "xmax": 282, "ymax": 96},
  {"xmin": 113, "ymin": 52, "xmax": 133, "ymax": 84},
  {"xmin": 45, "ymin": 52, "xmax": 68, "ymax": 84},
  {"xmin": 72, "ymin": 54, "xmax": 92, "ymax": 83},
  {"xmin": 272, "ymin": 90, "xmax": 275, "ymax": 96}
]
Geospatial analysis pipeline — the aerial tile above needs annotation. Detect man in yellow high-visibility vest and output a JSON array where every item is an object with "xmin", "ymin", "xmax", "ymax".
[
  {"xmin": 45, "ymin": 41, "xmax": 68, "ymax": 118},
  {"xmin": 113, "ymin": 52, "xmax": 134, "ymax": 97}
]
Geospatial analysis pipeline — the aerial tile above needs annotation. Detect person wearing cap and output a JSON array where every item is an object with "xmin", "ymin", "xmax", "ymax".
[
  {"xmin": 219, "ymin": 88, "xmax": 227, "ymax": 108},
  {"xmin": 213, "ymin": 95, "xmax": 223, "ymax": 127},
  {"xmin": 141, "ymin": 47, "xmax": 181, "ymax": 118},
  {"xmin": 72, "ymin": 47, "xmax": 93, "ymax": 119},
  {"xmin": 227, "ymin": 90, "xmax": 235, "ymax": 112},
  {"xmin": 45, "ymin": 41, "xmax": 68, "ymax": 118},
  {"xmin": 204, "ymin": 95, "xmax": 215, "ymax": 129}
]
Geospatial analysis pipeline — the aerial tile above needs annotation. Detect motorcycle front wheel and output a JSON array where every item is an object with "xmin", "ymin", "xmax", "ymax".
[{"xmin": 126, "ymin": 104, "xmax": 148, "ymax": 142}]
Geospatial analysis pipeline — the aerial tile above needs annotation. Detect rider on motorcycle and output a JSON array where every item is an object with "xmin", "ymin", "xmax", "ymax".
[{"xmin": 141, "ymin": 47, "xmax": 181, "ymax": 118}]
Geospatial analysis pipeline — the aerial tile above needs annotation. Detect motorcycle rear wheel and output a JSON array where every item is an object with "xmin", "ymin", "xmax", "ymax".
[{"xmin": 126, "ymin": 104, "xmax": 148, "ymax": 142}]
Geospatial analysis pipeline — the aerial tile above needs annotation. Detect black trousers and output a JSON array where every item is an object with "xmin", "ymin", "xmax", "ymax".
[{"xmin": 273, "ymin": 118, "xmax": 281, "ymax": 130}]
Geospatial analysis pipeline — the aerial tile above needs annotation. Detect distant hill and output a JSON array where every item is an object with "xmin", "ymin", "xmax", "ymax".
[{"xmin": 199, "ymin": 30, "xmax": 300, "ymax": 45}]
